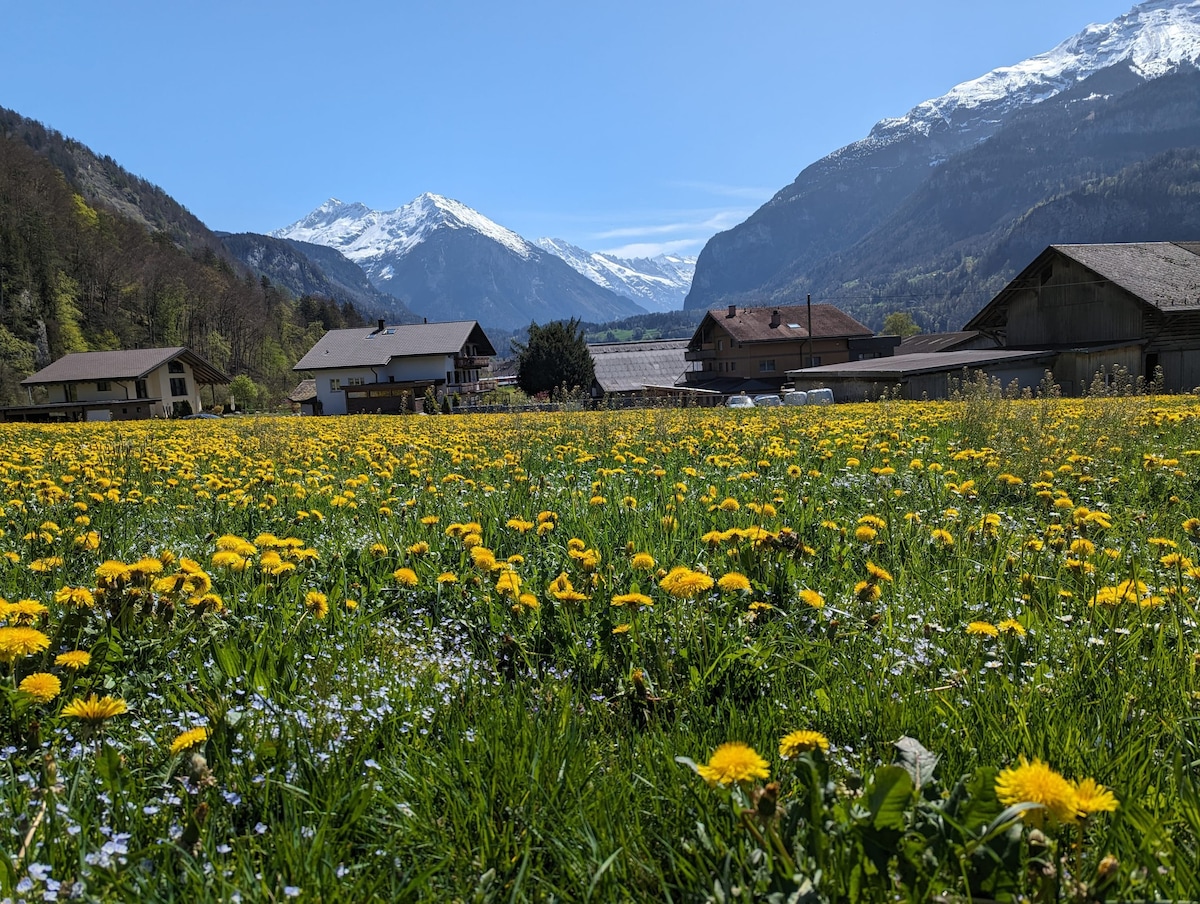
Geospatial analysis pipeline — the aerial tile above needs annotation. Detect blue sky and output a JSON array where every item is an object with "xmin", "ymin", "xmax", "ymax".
[{"xmin": 4, "ymin": 0, "xmax": 1134, "ymax": 257}]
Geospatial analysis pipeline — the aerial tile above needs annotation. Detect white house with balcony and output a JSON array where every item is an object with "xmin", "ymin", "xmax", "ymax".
[
  {"xmin": 293, "ymin": 319, "xmax": 496, "ymax": 415},
  {"xmin": 4, "ymin": 347, "xmax": 229, "ymax": 422}
]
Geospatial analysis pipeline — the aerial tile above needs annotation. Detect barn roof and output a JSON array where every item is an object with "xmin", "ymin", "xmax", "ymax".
[
  {"xmin": 692, "ymin": 304, "xmax": 873, "ymax": 348},
  {"xmin": 589, "ymin": 339, "xmax": 689, "ymax": 393}
]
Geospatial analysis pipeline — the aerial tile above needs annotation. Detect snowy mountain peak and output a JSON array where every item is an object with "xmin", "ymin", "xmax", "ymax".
[
  {"xmin": 535, "ymin": 238, "xmax": 696, "ymax": 312},
  {"xmin": 862, "ymin": 0, "xmax": 1200, "ymax": 149},
  {"xmin": 271, "ymin": 193, "xmax": 535, "ymax": 265}
]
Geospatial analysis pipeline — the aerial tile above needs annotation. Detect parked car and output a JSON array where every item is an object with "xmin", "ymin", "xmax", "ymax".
[
  {"xmin": 726, "ymin": 394, "xmax": 755, "ymax": 408},
  {"xmin": 783, "ymin": 391, "xmax": 808, "ymax": 406},
  {"xmin": 753, "ymin": 394, "xmax": 783, "ymax": 407}
]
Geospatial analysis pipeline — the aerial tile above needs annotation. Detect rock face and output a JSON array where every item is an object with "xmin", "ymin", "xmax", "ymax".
[
  {"xmin": 272, "ymin": 195, "xmax": 645, "ymax": 330},
  {"xmin": 685, "ymin": 1, "xmax": 1200, "ymax": 328},
  {"xmin": 218, "ymin": 232, "xmax": 418, "ymax": 322}
]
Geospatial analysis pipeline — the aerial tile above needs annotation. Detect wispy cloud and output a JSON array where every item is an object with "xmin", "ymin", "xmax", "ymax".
[{"xmin": 591, "ymin": 206, "xmax": 754, "ymax": 257}]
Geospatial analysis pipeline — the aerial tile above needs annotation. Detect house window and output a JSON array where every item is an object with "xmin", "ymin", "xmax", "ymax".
[
  {"xmin": 135, "ymin": 380, "xmax": 148, "ymax": 399},
  {"xmin": 347, "ymin": 377, "xmax": 365, "ymax": 386},
  {"xmin": 65, "ymin": 384, "xmax": 78, "ymax": 403},
  {"xmin": 759, "ymin": 360, "xmax": 776, "ymax": 373},
  {"xmin": 329, "ymin": 378, "xmax": 341, "ymax": 392},
  {"xmin": 96, "ymin": 380, "xmax": 110, "ymax": 392},
  {"xmin": 810, "ymin": 356, "xmax": 822, "ymax": 366},
  {"xmin": 730, "ymin": 362, "xmax": 736, "ymax": 371},
  {"xmin": 168, "ymin": 361, "xmax": 185, "ymax": 374},
  {"xmin": 717, "ymin": 339, "xmax": 724, "ymax": 351},
  {"xmin": 170, "ymin": 378, "xmax": 188, "ymax": 397}
]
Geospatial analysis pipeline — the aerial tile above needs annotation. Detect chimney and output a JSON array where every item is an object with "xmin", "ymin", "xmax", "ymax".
[
  {"xmin": 727, "ymin": 304, "xmax": 737, "ymax": 318},
  {"xmin": 770, "ymin": 310, "xmax": 781, "ymax": 328},
  {"xmin": 376, "ymin": 318, "xmax": 385, "ymax": 333}
]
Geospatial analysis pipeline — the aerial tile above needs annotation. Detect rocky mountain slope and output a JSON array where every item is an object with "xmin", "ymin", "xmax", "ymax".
[{"xmin": 534, "ymin": 239, "xmax": 695, "ymax": 312}]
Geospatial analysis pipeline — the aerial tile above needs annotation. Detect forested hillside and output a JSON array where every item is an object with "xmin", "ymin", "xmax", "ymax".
[{"xmin": 0, "ymin": 109, "xmax": 363, "ymax": 406}]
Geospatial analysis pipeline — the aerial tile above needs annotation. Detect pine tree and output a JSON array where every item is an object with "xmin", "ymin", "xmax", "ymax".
[{"xmin": 513, "ymin": 319, "xmax": 595, "ymax": 397}]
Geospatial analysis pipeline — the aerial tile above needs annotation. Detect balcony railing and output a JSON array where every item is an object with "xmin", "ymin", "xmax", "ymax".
[
  {"xmin": 684, "ymin": 347, "xmax": 715, "ymax": 361},
  {"xmin": 455, "ymin": 355, "xmax": 490, "ymax": 369}
]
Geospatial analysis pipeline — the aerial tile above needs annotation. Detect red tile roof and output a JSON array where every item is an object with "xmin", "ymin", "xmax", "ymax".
[{"xmin": 699, "ymin": 305, "xmax": 873, "ymax": 344}]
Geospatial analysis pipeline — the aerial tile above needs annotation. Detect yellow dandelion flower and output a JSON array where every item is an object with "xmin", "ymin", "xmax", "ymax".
[
  {"xmin": 997, "ymin": 618, "xmax": 1026, "ymax": 637},
  {"xmin": 854, "ymin": 580, "xmax": 882, "ymax": 603},
  {"xmin": 931, "ymin": 528, "xmax": 954, "ymax": 547},
  {"xmin": 169, "ymin": 726, "xmax": 210, "ymax": 755},
  {"xmin": 18, "ymin": 672, "xmax": 61, "ymax": 702},
  {"xmin": 393, "ymin": 567, "xmax": 419, "ymax": 587},
  {"xmin": 717, "ymin": 572, "xmax": 751, "ymax": 593},
  {"xmin": 437, "ymin": 572, "xmax": 458, "ymax": 584},
  {"xmin": 495, "ymin": 571, "xmax": 522, "ymax": 597},
  {"xmin": 611, "ymin": 592, "xmax": 653, "ymax": 609},
  {"xmin": 854, "ymin": 525, "xmax": 878, "ymax": 543},
  {"xmin": 1073, "ymin": 778, "xmax": 1118, "ymax": 816},
  {"xmin": 695, "ymin": 741, "xmax": 770, "ymax": 786},
  {"xmin": 514, "ymin": 592, "xmax": 540, "ymax": 611},
  {"xmin": 865, "ymin": 562, "xmax": 893, "ymax": 583},
  {"xmin": 660, "ymin": 566, "xmax": 714, "ymax": 599},
  {"xmin": 995, "ymin": 757, "xmax": 1079, "ymax": 826},
  {"xmin": 7, "ymin": 599, "xmax": 48, "ymax": 624},
  {"xmin": 631, "ymin": 552, "xmax": 656, "ymax": 570},
  {"xmin": 62, "ymin": 694, "xmax": 128, "ymax": 724},
  {"xmin": 304, "ymin": 591, "xmax": 329, "ymax": 619},
  {"xmin": 799, "ymin": 589, "xmax": 825, "ymax": 610},
  {"xmin": 368, "ymin": 542, "xmax": 390, "ymax": 557},
  {"xmin": 612, "ymin": 623, "xmax": 631, "ymax": 634},
  {"xmin": 407, "ymin": 541, "xmax": 430, "ymax": 557},
  {"xmin": 717, "ymin": 497, "xmax": 740, "ymax": 512},
  {"xmin": 55, "ymin": 650, "xmax": 91, "ymax": 671},
  {"xmin": 779, "ymin": 730, "xmax": 830, "ymax": 758},
  {"xmin": 0, "ymin": 626, "xmax": 50, "ymax": 664},
  {"xmin": 966, "ymin": 621, "xmax": 999, "ymax": 637}
]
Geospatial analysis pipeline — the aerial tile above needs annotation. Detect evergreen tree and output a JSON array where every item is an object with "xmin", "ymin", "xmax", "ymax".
[{"xmin": 513, "ymin": 318, "xmax": 595, "ymax": 397}]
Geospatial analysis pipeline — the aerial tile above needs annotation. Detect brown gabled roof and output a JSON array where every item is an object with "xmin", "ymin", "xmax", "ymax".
[
  {"xmin": 294, "ymin": 321, "xmax": 496, "ymax": 371},
  {"xmin": 588, "ymin": 339, "xmax": 689, "ymax": 393},
  {"xmin": 694, "ymin": 305, "xmax": 872, "ymax": 347},
  {"xmin": 21, "ymin": 347, "xmax": 229, "ymax": 386},
  {"xmin": 966, "ymin": 242, "xmax": 1200, "ymax": 331},
  {"xmin": 287, "ymin": 379, "xmax": 318, "ymax": 403}
]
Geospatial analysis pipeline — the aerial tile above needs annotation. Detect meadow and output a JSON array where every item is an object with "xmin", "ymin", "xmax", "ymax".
[{"xmin": 1, "ymin": 395, "xmax": 1199, "ymax": 902}]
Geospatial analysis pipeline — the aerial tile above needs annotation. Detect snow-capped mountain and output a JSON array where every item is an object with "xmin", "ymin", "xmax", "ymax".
[
  {"xmin": 686, "ymin": 0, "xmax": 1200, "ymax": 315},
  {"xmin": 534, "ymin": 238, "xmax": 695, "ymax": 312},
  {"xmin": 273, "ymin": 194, "xmax": 645, "ymax": 330},
  {"xmin": 861, "ymin": 0, "xmax": 1200, "ymax": 153}
]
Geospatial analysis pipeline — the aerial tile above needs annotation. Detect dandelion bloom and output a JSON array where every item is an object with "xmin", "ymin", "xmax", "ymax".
[
  {"xmin": 865, "ymin": 562, "xmax": 893, "ymax": 584},
  {"xmin": 660, "ymin": 566, "xmax": 714, "ymax": 599},
  {"xmin": 717, "ymin": 497, "xmax": 740, "ymax": 512},
  {"xmin": 393, "ymin": 567, "xmax": 419, "ymax": 587},
  {"xmin": 717, "ymin": 572, "xmax": 751, "ymax": 593},
  {"xmin": 437, "ymin": 572, "xmax": 458, "ymax": 584},
  {"xmin": 611, "ymin": 592, "xmax": 653, "ymax": 609},
  {"xmin": 55, "ymin": 650, "xmax": 91, "ymax": 671},
  {"xmin": 612, "ymin": 623, "xmax": 631, "ymax": 634},
  {"xmin": 169, "ymin": 726, "xmax": 210, "ymax": 755},
  {"xmin": 631, "ymin": 552, "xmax": 656, "ymax": 570},
  {"xmin": 966, "ymin": 621, "xmax": 999, "ymax": 637},
  {"xmin": 62, "ymin": 694, "xmax": 128, "ymax": 724},
  {"xmin": 931, "ymin": 529, "xmax": 954, "ymax": 548},
  {"xmin": 995, "ymin": 758, "xmax": 1080, "ymax": 826},
  {"xmin": 798, "ymin": 589, "xmax": 825, "ymax": 610},
  {"xmin": 495, "ymin": 571, "xmax": 522, "ymax": 597},
  {"xmin": 95, "ymin": 560, "xmax": 132, "ymax": 587},
  {"xmin": 211, "ymin": 550, "xmax": 247, "ymax": 570},
  {"xmin": 19, "ymin": 672, "xmax": 61, "ymax": 702},
  {"xmin": 779, "ymin": 730, "xmax": 830, "ymax": 758},
  {"xmin": 514, "ymin": 593, "xmax": 540, "ymax": 612},
  {"xmin": 304, "ymin": 591, "xmax": 329, "ymax": 619},
  {"xmin": 1073, "ymin": 778, "xmax": 1118, "ymax": 816},
  {"xmin": 696, "ymin": 742, "xmax": 770, "ymax": 786},
  {"xmin": 7, "ymin": 599, "xmax": 49, "ymax": 624},
  {"xmin": 854, "ymin": 581, "xmax": 882, "ymax": 603},
  {"xmin": 407, "ymin": 541, "xmax": 429, "ymax": 557},
  {"xmin": 505, "ymin": 518, "xmax": 535, "ymax": 533},
  {"xmin": 0, "ymin": 626, "xmax": 51, "ymax": 664},
  {"xmin": 854, "ymin": 525, "xmax": 878, "ymax": 543},
  {"xmin": 997, "ymin": 618, "xmax": 1026, "ymax": 637}
]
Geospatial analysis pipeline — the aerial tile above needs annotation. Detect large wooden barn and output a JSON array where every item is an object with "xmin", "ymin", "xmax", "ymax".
[{"xmin": 966, "ymin": 242, "xmax": 1200, "ymax": 394}]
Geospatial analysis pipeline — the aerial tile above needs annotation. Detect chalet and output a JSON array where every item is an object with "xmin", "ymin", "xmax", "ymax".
[
  {"xmin": 293, "ymin": 319, "xmax": 496, "ymax": 415},
  {"xmin": 966, "ymin": 243, "xmax": 1200, "ymax": 394},
  {"xmin": 683, "ymin": 304, "xmax": 891, "ymax": 393},
  {"xmin": 3, "ymin": 347, "xmax": 229, "ymax": 422}
]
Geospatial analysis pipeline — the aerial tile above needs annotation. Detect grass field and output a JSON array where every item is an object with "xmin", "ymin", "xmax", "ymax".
[{"xmin": 2, "ymin": 396, "xmax": 1200, "ymax": 902}]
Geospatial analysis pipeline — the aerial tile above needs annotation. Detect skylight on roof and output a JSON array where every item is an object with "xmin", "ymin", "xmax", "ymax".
[{"xmin": 787, "ymin": 323, "xmax": 802, "ymax": 329}]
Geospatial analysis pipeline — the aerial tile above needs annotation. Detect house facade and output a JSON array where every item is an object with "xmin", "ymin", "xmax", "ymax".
[
  {"xmin": 683, "ymin": 304, "xmax": 890, "ymax": 393},
  {"xmin": 966, "ymin": 243, "xmax": 1200, "ymax": 394},
  {"xmin": 293, "ymin": 319, "xmax": 496, "ymax": 415},
  {"xmin": 5, "ymin": 347, "xmax": 229, "ymax": 422}
]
